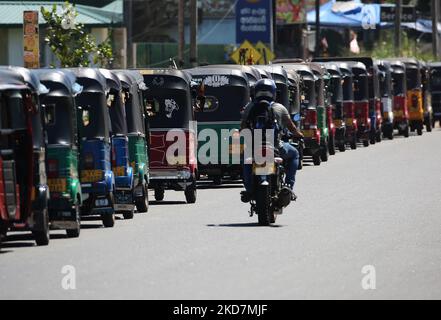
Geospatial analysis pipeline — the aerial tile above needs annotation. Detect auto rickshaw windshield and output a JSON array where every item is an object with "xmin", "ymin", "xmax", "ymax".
[
  {"xmin": 379, "ymin": 73, "xmax": 390, "ymax": 97},
  {"xmin": 76, "ymin": 91, "xmax": 110, "ymax": 140},
  {"xmin": 144, "ymin": 88, "xmax": 191, "ymax": 129},
  {"xmin": 406, "ymin": 67, "xmax": 421, "ymax": 90},
  {"xmin": 430, "ymin": 69, "xmax": 441, "ymax": 91},
  {"xmin": 353, "ymin": 75, "xmax": 368, "ymax": 101},
  {"xmin": 329, "ymin": 77, "xmax": 343, "ymax": 104},
  {"xmin": 43, "ymin": 95, "xmax": 74, "ymax": 145},
  {"xmin": 107, "ymin": 88, "xmax": 128, "ymax": 136},
  {"xmin": 123, "ymin": 87, "xmax": 145, "ymax": 135},
  {"xmin": 391, "ymin": 72, "xmax": 406, "ymax": 95},
  {"xmin": 0, "ymin": 90, "xmax": 26, "ymax": 129},
  {"xmin": 342, "ymin": 76, "xmax": 354, "ymax": 101},
  {"xmin": 301, "ymin": 79, "xmax": 316, "ymax": 107}
]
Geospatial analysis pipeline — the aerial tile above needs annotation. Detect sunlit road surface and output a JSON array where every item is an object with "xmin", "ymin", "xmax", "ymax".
[{"xmin": 1, "ymin": 128, "xmax": 441, "ymax": 299}]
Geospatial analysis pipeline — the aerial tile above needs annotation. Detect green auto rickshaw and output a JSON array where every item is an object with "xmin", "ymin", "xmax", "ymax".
[{"xmin": 36, "ymin": 69, "xmax": 83, "ymax": 238}]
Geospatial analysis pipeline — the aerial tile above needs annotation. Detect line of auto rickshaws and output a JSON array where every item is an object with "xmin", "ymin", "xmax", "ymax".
[{"xmin": 1, "ymin": 56, "xmax": 440, "ymax": 246}]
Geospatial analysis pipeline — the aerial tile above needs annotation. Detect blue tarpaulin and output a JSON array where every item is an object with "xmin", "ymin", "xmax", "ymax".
[
  {"xmin": 307, "ymin": 0, "xmax": 441, "ymax": 34},
  {"xmin": 307, "ymin": 0, "xmax": 380, "ymax": 28}
]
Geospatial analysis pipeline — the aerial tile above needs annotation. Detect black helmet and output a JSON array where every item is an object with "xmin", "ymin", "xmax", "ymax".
[{"xmin": 254, "ymin": 79, "xmax": 276, "ymax": 102}]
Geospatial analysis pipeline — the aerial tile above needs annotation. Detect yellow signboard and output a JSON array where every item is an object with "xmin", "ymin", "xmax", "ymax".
[
  {"xmin": 255, "ymin": 41, "xmax": 275, "ymax": 65},
  {"xmin": 23, "ymin": 11, "xmax": 39, "ymax": 69},
  {"xmin": 230, "ymin": 40, "xmax": 261, "ymax": 65}
]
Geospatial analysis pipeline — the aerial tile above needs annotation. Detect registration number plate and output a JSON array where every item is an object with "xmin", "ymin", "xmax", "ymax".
[
  {"xmin": 95, "ymin": 199, "xmax": 109, "ymax": 207},
  {"xmin": 302, "ymin": 129, "xmax": 314, "ymax": 138},
  {"xmin": 81, "ymin": 170, "xmax": 103, "ymax": 183},
  {"xmin": 333, "ymin": 119, "xmax": 343, "ymax": 127},
  {"xmin": 48, "ymin": 178, "xmax": 67, "ymax": 192}
]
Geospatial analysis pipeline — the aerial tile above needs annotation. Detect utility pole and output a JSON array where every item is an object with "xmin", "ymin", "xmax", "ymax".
[
  {"xmin": 190, "ymin": 0, "xmax": 198, "ymax": 67},
  {"xmin": 432, "ymin": 0, "xmax": 439, "ymax": 59},
  {"xmin": 395, "ymin": 0, "xmax": 401, "ymax": 57},
  {"xmin": 178, "ymin": 0, "xmax": 185, "ymax": 67},
  {"xmin": 124, "ymin": 0, "xmax": 133, "ymax": 67},
  {"xmin": 315, "ymin": 0, "xmax": 320, "ymax": 57}
]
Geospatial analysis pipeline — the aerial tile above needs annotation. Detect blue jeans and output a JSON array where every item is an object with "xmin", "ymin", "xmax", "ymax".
[{"xmin": 243, "ymin": 142, "xmax": 299, "ymax": 193}]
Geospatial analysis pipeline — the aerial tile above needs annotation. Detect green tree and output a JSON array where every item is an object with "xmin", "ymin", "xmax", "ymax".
[{"xmin": 41, "ymin": 2, "xmax": 113, "ymax": 67}]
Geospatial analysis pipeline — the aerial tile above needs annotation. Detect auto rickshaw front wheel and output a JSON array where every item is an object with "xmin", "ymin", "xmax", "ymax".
[
  {"xmin": 154, "ymin": 188, "xmax": 165, "ymax": 201},
  {"xmin": 417, "ymin": 127, "xmax": 423, "ymax": 135},
  {"xmin": 363, "ymin": 140, "xmax": 369, "ymax": 147},
  {"xmin": 33, "ymin": 209, "xmax": 50, "ymax": 246}
]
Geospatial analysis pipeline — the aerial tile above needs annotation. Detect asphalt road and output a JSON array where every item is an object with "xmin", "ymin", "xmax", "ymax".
[{"xmin": 1, "ymin": 128, "xmax": 441, "ymax": 299}]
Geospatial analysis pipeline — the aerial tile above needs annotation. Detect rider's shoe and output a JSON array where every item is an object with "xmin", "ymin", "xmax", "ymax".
[
  {"xmin": 291, "ymin": 191, "xmax": 297, "ymax": 201},
  {"xmin": 240, "ymin": 191, "xmax": 251, "ymax": 203}
]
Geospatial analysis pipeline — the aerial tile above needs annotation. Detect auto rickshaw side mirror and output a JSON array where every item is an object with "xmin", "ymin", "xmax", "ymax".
[{"xmin": 195, "ymin": 95, "xmax": 206, "ymax": 112}]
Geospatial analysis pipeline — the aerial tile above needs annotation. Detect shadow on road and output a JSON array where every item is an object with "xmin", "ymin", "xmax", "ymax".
[
  {"xmin": 197, "ymin": 184, "xmax": 243, "ymax": 190},
  {"xmin": 150, "ymin": 200, "xmax": 187, "ymax": 206},
  {"xmin": 207, "ymin": 223, "xmax": 283, "ymax": 228}
]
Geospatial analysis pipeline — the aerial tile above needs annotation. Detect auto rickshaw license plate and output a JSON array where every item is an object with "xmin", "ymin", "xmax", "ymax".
[
  {"xmin": 81, "ymin": 170, "xmax": 103, "ymax": 183},
  {"xmin": 48, "ymin": 178, "xmax": 67, "ymax": 192},
  {"xmin": 345, "ymin": 118, "xmax": 354, "ymax": 126},
  {"xmin": 303, "ymin": 129, "xmax": 314, "ymax": 138},
  {"xmin": 394, "ymin": 110, "xmax": 403, "ymax": 117},
  {"xmin": 334, "ymin": 119, "xmax": 343, "ymax": 127},
  {"xmin": 114, "ymin": 166, "xmax": 125, "ymax": 177}
]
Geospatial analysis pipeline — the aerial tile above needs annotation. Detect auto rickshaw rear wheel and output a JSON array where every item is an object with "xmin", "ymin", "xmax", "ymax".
[
  {"xmin": 102, "ymin": 213, "xmax": 115, "ymax": 228},
  {"xmin": 123, "ymin": 209, "xmax": 134, "ymax": 220},
  {"xmin": 33, "ymin": 209, "xmax": 50, "ymax": 246},
  {"xmin": 363, "ymin": 140, "xmax": 369, "ymax": 147},
  {"xmin": 320, "ymin": 143, "xmax": 329, "ymax": 162},
  {"xmin": 185, "ymin": 184, "xmax": 197, "ymax": 204},
  {"xmin": 417, "ymin": 127, "xmax": 423, "ymax": 135},
  {"xmin": 328, "ymin": 135, "xmax": 336, "ymax": 156},
  {"xmin": 313, "ymin": 152, "xmax": 321, "ymax": 166},
  {"xmin": 66, "ymin": 205, "xmax": 81, "ymax": 238},
  {"xmin": 403, "ymin": 125, "xmax": 410, "ymax": 137},
  {"xmin": 135, "ymin": 184, "xmax": 149, "ymax": 213},
  {"xmin": 338, "ymin": 143, "xmax": 346, "ymax": 152},
  {"xmin": 154, "ymin": 188, "xmax": 164, "ymax": 201},
  {"xmin": 425, "ymin": 119, "xmax": 432, "ymax": 132},
  {"xmin": 376, "ymin": 130, "xmax": 382, "ymax": 142}
]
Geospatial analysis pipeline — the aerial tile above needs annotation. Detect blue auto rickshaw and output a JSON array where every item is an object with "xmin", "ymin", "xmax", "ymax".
[
  {"xmin": 114, "ymin": 70, "xmax": 150, "ymax": 213},
  {"xmin": 71, "ymin": 68, "xmax": 115, "ymax": 228},
  {"xmin": 99, "ymin": 69, "xmax": 135, "ymax": 220}
]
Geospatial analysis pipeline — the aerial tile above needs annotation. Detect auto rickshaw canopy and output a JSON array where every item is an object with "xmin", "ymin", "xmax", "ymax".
[
  {"xmin": 70, "ymin": 67, "xmax": 111, "ymax": 141},
  {"xmin": 187, "ymin": 67, "xmax": 250, "ymax": 122},
  {"xmin": 138, "ymin": 68, "xmax": 194, "ymax": 130}
]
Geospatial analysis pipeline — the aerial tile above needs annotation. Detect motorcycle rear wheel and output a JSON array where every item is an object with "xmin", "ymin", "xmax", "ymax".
[{"xmin": 256, "ymin": 184, "xmax": 273, "ymax": 226}]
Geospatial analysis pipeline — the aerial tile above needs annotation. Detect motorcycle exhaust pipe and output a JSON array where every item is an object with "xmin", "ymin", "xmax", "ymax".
[{"xmin": 276, "ymin": 187, "xmax": 292, "ymax": 208}]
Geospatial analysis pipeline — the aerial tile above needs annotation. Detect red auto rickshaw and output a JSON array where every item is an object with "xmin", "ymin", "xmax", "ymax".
[
  {"xmin": 385, "ymin": 59, "xmax": 410, "ymax": 137},
  {"xmin": 0, "ymin": 67, "xmax": 50, "ymax": 246},
  {"xmin": 139, "ymin": 69, "xmax": 198, "ymax": 203}
]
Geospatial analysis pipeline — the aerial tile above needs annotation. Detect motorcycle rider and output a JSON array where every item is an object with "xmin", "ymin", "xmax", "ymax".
[{"xmin": 240, "ymin": 79, "xmax": 303, "ymax": 202}]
